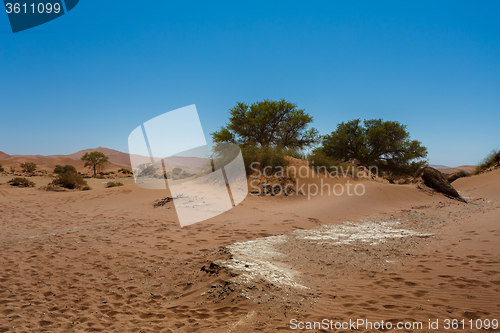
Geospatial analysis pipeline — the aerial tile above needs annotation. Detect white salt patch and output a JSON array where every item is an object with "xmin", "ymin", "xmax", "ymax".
[
  {"xmin": 221, "ymin": 235, "xmax": 308, "ymax": 289},
  {"xmin": 293, "ymin": 220, "xmax": 432, "ymax": 246},
  {"xmin": 221, "ymin": 221, "xmax": 432, "ymax": 289}
]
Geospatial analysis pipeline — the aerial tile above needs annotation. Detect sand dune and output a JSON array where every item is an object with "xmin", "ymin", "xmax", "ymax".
[
  {"xmin": 0, "ymin": 147, "xmax": 131, "ymax": 172},
  {"xmin": 430, "ymin": 164, "xmax": 451, "ymax": 169},
  {"xmin": 0, "ymin": 151, "xmax": 10, "ymax": 159},
  {"xmin": 437, "ymin": 165, "xmax": 477, "ymax": 174},
  {"xmin": 64, "ymin": 147, "xmax": 133, "ymax": 166},
  {"xmin": 1, "ymin": 147, "xmax": 218, "ymax": 174},
  {"xmin": 0, "ymin": 165, "xmax": 498, "ymax": 331}
]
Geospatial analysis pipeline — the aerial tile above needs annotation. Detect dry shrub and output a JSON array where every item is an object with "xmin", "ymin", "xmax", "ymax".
[
  {"xmin": 241, "ymin": 146, "xmax": 289, "ymax": 176},
  {"xmin": 8, "ymin": 177, "xmax": 35, "ymax": 187},
  {"xmin": 50, "ymin": 172, "xmax": 88, "ymax": 190},
  {"xmin": 106, "ymin": 181, "xmax": 123, "ymax": 188},
  {"xmin": 474, "ymin": 150, "xmax": 500, "ymax": 174},
  {"xmin": 40, "ymin": 184, "xmax": 67, "ymax": 192}
]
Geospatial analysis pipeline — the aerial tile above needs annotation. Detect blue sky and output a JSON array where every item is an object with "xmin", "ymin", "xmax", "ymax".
[{"xmin": 1, "ymin": 1, "xmax": 499, "ymax": 166}]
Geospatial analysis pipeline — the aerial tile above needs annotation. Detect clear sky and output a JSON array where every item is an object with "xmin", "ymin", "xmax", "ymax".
[{"xmin": 1, "ymin": 1, "xmax": 499, "ymax": 167}]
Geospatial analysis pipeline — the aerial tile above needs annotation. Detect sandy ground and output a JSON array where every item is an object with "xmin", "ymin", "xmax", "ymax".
[{"xmin": 0, "ymin": 169, "xmax": 498, "ymax": 332}]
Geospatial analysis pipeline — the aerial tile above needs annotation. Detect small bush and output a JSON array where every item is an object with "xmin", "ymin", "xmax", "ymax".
[
  {"xmin": 54, "ymin": 165, "xmax": 77, "ymax": 174},
  {"xmin": 447, "ymin": 170, "xmax": 471, "ymax": 183},
  {"xmin": 20, "ymin": 162, "xmax": 37, "ymax": 173},
  {"xmin": 8, "ymin": 177, "xmax": 35, "ymax": 187},
  {"xmin": 241, "ymin": 146, "xmax": 289, "ymax": 176},
  {"xmin": 10, "ymin": 166, "xmax": 16, "ymax": 173},
  {"xmin": 106, "ymin": 181, "xmax": 123, "ymax": 188},
  {"xmin": 41, "ymin": 184, "xmax": 66, "ymax": 192},
  {"xmin": 118, "ymin": 168, "xmax": 133, "ymax": 174},
  {"xmin": 474, "ymin": 150, "xmax": 500, "ymax": 174},
  {"xmin": 50, "ymin": 171, "xmax": 88, "ymax": 190},
  {"xmin": 164, "ymin": 168, "xmax": 194, "ymax": 180},
  {"xmin": 138, "ymin": 164, "xmax": 157, "ymax": 177},
  {"xmin": 457, "ymin": 170, "xmax": 470, "ymax": 178},
  {"xmin": 283, "ymin": 148, "xmax": 307, "ymax": 160},
  {"xmin": 81, "ymin": 185, "xmax": 91, "ymax": 191},
  {"xmin": 0, "ymin": 164, "xmax": 4, "ymax": 173},
  {"xmin": 307, "ymin": 150, "xmax": 349, "ymax": 171}
]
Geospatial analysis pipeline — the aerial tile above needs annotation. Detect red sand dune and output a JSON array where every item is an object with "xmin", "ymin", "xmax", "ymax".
[
  {"xmin": 0, "ymin": 147, "xmax": 132, "ymax": 172},
  {"xmin": 63, "ymin": 147, "xmax": 133, "ymax": 166},
  {"xmin": 436, "ymin": 165, "xmax": 477, "ymax": 174},
  {"xmin": 1, "ymin": 147, "xmax": 211, "ymax": 173},
  {"xmin": 0, "ymin": 151, "xmax": 10, "ymax": 159}
]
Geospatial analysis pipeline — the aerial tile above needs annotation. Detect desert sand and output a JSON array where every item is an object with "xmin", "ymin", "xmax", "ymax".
[{"xmin": 0, "ymin": 155, "xmax": 498, "ymax": 332}]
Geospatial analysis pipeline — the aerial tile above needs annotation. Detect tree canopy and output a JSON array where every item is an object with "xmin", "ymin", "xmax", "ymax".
[
  {"xmin": 20, "ymin": 162, "xmax": 37, "ymax": 173},
  {"xmin": 138, "ymin": 163, "xmax": 157, "ymax": 177},
  {"xmin": 81, "ymin": 152, "xmax": 109, "ymax": 177},
  {"xmin": 320, "ymin": 119, "xmax": 427, "ymax": 175},
  {"xmin": 54, "ymin": 164, "xmax": 77, "ymax": 174},
  {"xmin": 212, "ymin": 99, "xmax": 319, "ymax": 149}
]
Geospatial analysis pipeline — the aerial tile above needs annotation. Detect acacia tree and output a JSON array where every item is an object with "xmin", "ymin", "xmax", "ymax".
[
  {"xmin": 20, "ymin": 162, "xmax": 37, "ymax": 173},
  {"xmin": 138, "ymin": 163, "xmax": 157, "ymax": 177},
  {"xmin": 321, "ymin": 119, "xmax": 427, "ymax": 175},
  {"xmin": 212, "ymin": 99, "xmax": 319, "ymax": 149},
  {"xmin": 81, "ymin": 152, "xmax": 109, "ymax": 177}
]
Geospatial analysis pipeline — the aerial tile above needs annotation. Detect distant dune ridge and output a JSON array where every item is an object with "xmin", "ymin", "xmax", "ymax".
[
  {"xmin": 0, "ymin": 151, "xmax": 11, "ymax": 159},
  {"xmin": 429, "ymin": 164, "xmax": 450, "ymax": 169},
  {"xmin": 431, "ymin": 165, "xmax": 477, "ymax": 174},
  {"xmin": 0, "ymin": 147, "xmax": 210, "ymax": 174},
  {"xmin": 0, "ymin": 147, "xmax": 132, "ymax": 172}
]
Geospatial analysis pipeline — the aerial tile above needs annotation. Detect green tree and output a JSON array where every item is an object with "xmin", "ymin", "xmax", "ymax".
[
  {"xmin": 54, "ymin": 165, "xmax": 77, "ymax": 174},
  {"xmin": 20, "ymin": 162, "xmax": 37, "ymax": 173},
  {"xmin": 321, "ymin": 119, "xmax": 428, "ymax": 175},
  {"xmin": 212, "ymin": 99, "xmax": 319, "ymax": 149},
  {"xmin": 81, "ymin": 152, "xmax": 109, "ymax": 177},
  {"xmin": 138, "ymin": 163, "xmax": 157, "ymax": 177}
]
